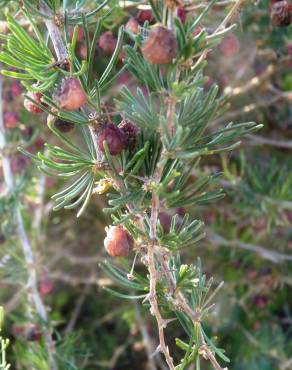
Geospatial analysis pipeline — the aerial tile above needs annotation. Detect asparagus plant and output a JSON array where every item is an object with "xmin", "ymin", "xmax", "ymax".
[{"xmin": 0, "ymin": 0, "xmax": 265, "ymax": 368}]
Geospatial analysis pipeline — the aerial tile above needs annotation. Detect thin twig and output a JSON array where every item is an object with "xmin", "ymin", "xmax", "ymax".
[
  {"xmin": 211, "ymin": 93, "xmax": 285, "ymax": 127},
  {"xmin": 247, "ymin": 134, "xmax": 292, "ymax": 150},
  {"xmin": 207, "ymin": 229, "xmax": 292, "ymax": 264}
]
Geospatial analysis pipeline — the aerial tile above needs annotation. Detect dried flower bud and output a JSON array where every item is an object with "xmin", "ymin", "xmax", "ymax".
[
  {"xmin": 11, "ymin": 155, "xmax": 30, "ymax": 172},
  {"xmin": 271, "ymin": 0, "xmax": 292, "ymax": 26},
  {"xmin": 39, "ymin": 276, "xmax": 54, "ymax": 296},
  {"xmin": 10, "ymin": 81, "xmax": 22, "ymax": 97},
  {"xmin": 142, "ymin": 26, "xmax": 177, "ymax": 64},
  {"xmin": 78, "ymin": 44, "xmax": 87, "ymax": 59},
  {"xmin": 125, "ymin": 17, "xmax": 140, "ymax": 34},
  {"xmin": 98, "ymin": 124, "xmax": 127, "ymax": 155},
  {"xmin": 159, "ymin": 212, "xmax": 172, "ymax": 233},
  {"xmin": 54, "ymin": 77, "xmax": 86, "ymax": 111},
  {"xmin": 177, "ymin": 7, "xmax": 187, "ymax": 23},
  {"xmin": 117, "ymin": 72, "xmax": 132, "ymax": 85},
  {"xmin": 119, "ymin": 119, "xmax": 139, "ymax": 149},
  {"xmin": 99, "ymin": 31, "xmax": 117, "ymax": 54},
  {"xmin": 54, "ymin": 119, "xmax": 75, "ymax": 133},
  {"xmin": 34, "ymin": 137, "xmax": 45, "ymax": 150},
  {"xmin": 24, "ymin": 91, "xmax": 47, "ymax": 114},
  {"xmin": 104, "ymin": 225, "xmax": 134, "ymax": 257},
  {"xmin": 137, "ymin": 9, "xmax": 153, "ymax": 23},
  {"xmin": 21, "ymin": 126, "xmax": 33, "ymax": 139},
  {"xmin": 4, "ymin": 111, "xmax": 18, "ymax": 128},
  {"xmin": 254, "ymin": 295, "xmax": 269, "ymax": 309},
  {"xmin": 46, "ymin": 177, "xmax": 55, "ymax": 189}
]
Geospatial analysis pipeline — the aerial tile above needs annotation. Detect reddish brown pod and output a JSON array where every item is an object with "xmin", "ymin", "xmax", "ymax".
[
  {"xmin": 78, "ymin": 44, "xmax": 87, "ymax": 59},
  {"xmin": 10, "ymin": 81, "xmax": 22, "ymax": 97},
  {"xmin": 54, "ymin": 77, "xmax": 86, "ymax": 111},
  {"xmin": 117, "ymin": 71, "xmax": 132, "ymax": 85},
  {"xmin": 54, "ymin": 120, "xmax": 75, "ymax": 133},
  {"xmin": 11, "ymin": 155, "xmax": 30, "ymax": 172},
  {"xmin": 137, "ymin": 9, "xmax": 153, "ymax": 23},
  {"xmin": 98, "ymin": 123, "xmax": 127, "ymax": 155},
  {"xmin": 104, "ymin": 225, "xmax": 134, "ymax": 257},
  {"xmin": 24, "ymin": 91, "xmax": 47, "ymax": 114},
  {"xmin": 177, "ymin": 6, "xmax": 187, "ymax": 23},
  {"xmin": 159, "ymin": 212, "xmax": 172, "ymax": 233},
  {"xmin": 119, "ymin": 119, "xmax": 139, "ymax": 150},
  {"xmin": 39, "ymin": 276, "xmax": 54, "ymax": 296},
  {"xmin": 34, "ymin": 137, "xmax": 45, "ymax": 150},
  {"xmin": 125, "ymin": 17, "xmax": 140, "ymax": 34},
  {"xmin": 254, "ymin": 295, "xmax": 269, "ymax": 309},
  {"xmin": 270, "ymin": 0, "xmax": 292, "ymax": 27},
  {"xmin": 142, "ymin": 26, "xmax": 177, "ymax": 64},
  {"xmin": 219, "ymin": 34, "xmax": 240, "ymax": 57},
  {"xmin": 98, "ymin": 31, "xmax": 117, "ymax": 54},
  {"xmin": 4, "ymin": 111, "xmax": 18, "ymax": 128}
]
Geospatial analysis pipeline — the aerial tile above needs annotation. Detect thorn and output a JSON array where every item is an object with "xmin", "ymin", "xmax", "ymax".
[
  {"xmin": 150, "ymin": 345, "xmax": 161, "ymax": 358},
  {"xmin": 142, "ymin": 293, "xmax": 151, "ymax": 304},
  {"xmin": 163, "ymin": 317, "xmax": 177, "ymax": 326},
  {"xmin": 128, "ymin": 252, "xmax": 138, "ymax": 280}
]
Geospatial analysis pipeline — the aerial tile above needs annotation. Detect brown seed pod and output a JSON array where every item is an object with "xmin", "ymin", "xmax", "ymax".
[
  {"xmin": 177, "ymin": 6, "xmax": 187, "ymax": 23},
  {"xmin": 98, "ymin": 31, "xmax": 117, "ymax": 54},
  {"xmin": 271, "ymin": 0, "xmax": 292, "ymax": 27},
  {"xmin": 54, "ymin": 77, "xmax": 86, "ymax": 111},
  {"xmin": 47, "ymin": 114, "xmax": 75, "ymax": 133},
  {"xmin": 54, "ymin": 119, "xmax": 75, "ymax": 133},
  {"xmin": 98, "ymin": 124, "xmax": 127, "ymax": 155},
  {"xmin": 10, "ymin": 81, "xmax": 22, "ymax": 97},
  {"xmin": 39, "ymin": 276, "xmax": 54, "ymax": 296},
  {"xmin": 137, "ymin": 9, "xmax": 153, "ymax": 23},
  {"xmin": 141, "ymin": 26, "xmax": 177, "ymax": 64},
  {"xmin": 4, "ymin": 111, "xmax": 19, "ymax": 128},
  {"xmin": 11, "ymin": 155, "xmax": 30, "ymax": 172},
  {"xmin": 125, "ymin": 17, "xmax": 140, "ymax": 34},
  {"xmin": 159, "ymin": 212, "xmax": 172, "ymax": 233},
  {"xmin": 24, "ymin": 91, "xmax": 47, "ymax": 114},
  {"xmin": 104, "ymin": 225, "xmax": 134, "ymax": 257},
  {"xmin": 118, "ymin": 119, "xmax": 139, "ymax": 150}
]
